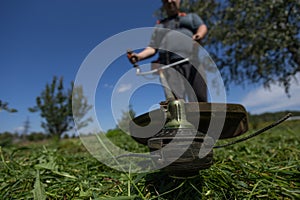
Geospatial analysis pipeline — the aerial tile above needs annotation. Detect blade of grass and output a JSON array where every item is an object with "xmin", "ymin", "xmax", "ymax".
[
  {"xmin": 95, "ymin": 195, "xmax": 138, "ymax": 200},
  {"xmin": 149, "ymin": 180, "xmax": 186, "ymax": 200},
  {"xmin": 248, "ymin": 180, "xmax": 263, "ymax": 200},
  {"xmin": 32, "ymin": 170, "xmax": 46, "ymax": 200},
  {"xmin": 188, "ymin": 180, "xmax": 202, "ymax": 195},
  {"xmin": 0, "ymin": 146, "xmax": 11, "ymax": 171}
]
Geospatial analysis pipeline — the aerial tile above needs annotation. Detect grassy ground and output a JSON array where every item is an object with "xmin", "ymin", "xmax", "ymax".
[{"xmin": 0, "ymin": 121, "xmax": 299, "ymax": 199}]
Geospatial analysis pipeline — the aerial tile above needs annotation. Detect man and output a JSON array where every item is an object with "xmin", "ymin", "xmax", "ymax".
[{"xmin": 128, "ymin": 0, "xmax": 208, "ymax": 102}]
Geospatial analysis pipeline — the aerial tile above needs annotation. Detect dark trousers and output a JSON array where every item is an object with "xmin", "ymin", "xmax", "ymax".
[{"xmin": 164, "ymin": 62, "xmax": 208, "ymax": 102}]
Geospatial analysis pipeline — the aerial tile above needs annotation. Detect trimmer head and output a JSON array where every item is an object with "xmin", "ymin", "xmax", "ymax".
[
  {"xmin": 148, "ymin": 128, "xmax": 214, "ymax": 177},
  {"xmin": 130, "ymin": 100, "xmax": 226, "ymax": 177}
]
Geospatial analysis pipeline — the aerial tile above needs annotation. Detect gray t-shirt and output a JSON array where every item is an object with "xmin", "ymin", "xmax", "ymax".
[{"xmin": 149, "ymin": 13, "xmax": 204, "ymax": 63}]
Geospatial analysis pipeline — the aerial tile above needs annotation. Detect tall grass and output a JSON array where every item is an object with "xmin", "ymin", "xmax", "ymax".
[{"xmin": 0, "ymin": 121, "xmax": 299, "ymax": 199}]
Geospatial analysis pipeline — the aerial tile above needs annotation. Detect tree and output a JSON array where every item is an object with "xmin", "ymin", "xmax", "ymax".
[
  {"xmin": 184, "ymin": 0, "xmax": 300, "ymax": 94},
  {"xmin": 0, "ymin": 100, "xmax": 17, "ymax": 113},
  {"xmin": 29, "ymin": 76, "xmax": 93, "ymax": 141},
  {"xmin": 72, "ymin": 85, "xmax": 93, "ymax": 130},
  {"xmin": 0, "ymin": 131, "xmax": 14, "ymax": 146},
  {"xmin": 29, "ymin": 76, "xmax": 74, "ymax": 140},
  {"xmin": 116, "ymin": 105, "xmax": 136, "ymax": 132}
]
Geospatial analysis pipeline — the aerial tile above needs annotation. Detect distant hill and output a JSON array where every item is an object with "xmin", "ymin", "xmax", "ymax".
[
  {"xmin": 247, "ymin": 110, "xmax": 300, "ymax": 129},
  {"xmin": 248, "ymin": 110, "xmax": 300, "ymax": 121}
]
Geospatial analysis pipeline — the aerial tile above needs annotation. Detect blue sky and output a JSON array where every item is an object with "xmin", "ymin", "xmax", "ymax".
[{"xmin": 1, "ymin": 0, "xmax": 299, "ymax": 134}]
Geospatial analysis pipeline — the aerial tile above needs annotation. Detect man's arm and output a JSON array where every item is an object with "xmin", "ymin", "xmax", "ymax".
[
  {"xmin": 127, "ymin": 46, "xmax": 156, "ymax": 64},
  {"xmin": 136, "ymin": 47, "xmax": 156, "ymax": 61}
]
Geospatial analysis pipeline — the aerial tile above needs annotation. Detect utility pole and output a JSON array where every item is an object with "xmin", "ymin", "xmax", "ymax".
[{"xmin": 22, "ymin": 117, "xmax": 30, "ymax": 140}]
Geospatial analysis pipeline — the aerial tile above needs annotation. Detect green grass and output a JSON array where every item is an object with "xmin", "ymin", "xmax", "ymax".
[{"xmin": 0, "ymin": 121, "xmax": 299, "ymax": 199}]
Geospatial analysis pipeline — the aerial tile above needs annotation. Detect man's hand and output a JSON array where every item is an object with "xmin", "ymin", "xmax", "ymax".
[
  {"xmin": 127, "ymin": 50, "xmax": 139, "ymax": 65},
  {"xmin": 193, "ymin": 33, "xmax": 204, "ymax": 42}
]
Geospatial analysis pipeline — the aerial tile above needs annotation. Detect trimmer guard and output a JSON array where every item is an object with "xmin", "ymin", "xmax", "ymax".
[{"xmin": 129, "ymin": 102, "xmax": 249, "ymax": 145}]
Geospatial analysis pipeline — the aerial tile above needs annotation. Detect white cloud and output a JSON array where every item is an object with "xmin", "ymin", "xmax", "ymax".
[
  {"xmin": 13, "ymin": 126, "xmax": 24, "ymax": 134},
  {"xmin": 117, "ymin": 83, "xmax": 132, "ymax": 93},
  {"xmin": 241, "ymin": 76, "xmax": 300, "ymax": 114},
  {"xmin": 103, "ymin": 83, "xmax": 113, "ymax": 89}
]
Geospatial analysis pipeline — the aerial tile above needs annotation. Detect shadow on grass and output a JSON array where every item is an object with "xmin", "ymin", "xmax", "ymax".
[{"xmin": 144, "ymin": 171, "xmax": 205, "ymax": 200}]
